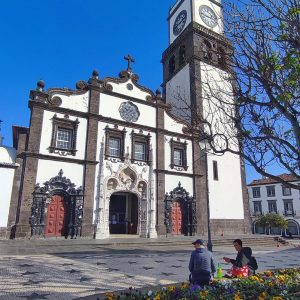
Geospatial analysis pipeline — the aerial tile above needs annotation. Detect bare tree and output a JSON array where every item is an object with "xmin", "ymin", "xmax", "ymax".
[{"xmin": 173, "ymin": 0, "xmax": 300, "ymax": 188}]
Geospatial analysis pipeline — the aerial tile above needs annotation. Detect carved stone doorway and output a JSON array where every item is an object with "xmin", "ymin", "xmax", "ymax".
[
  {"xmin": 45, "ymin": 195, "xmax": 68, "ymax": 237},
  {"xmin": 171, "ymin": 201, "xmax": 182, "ymax": 235},
  {"xmin": 109, "ymin": 193, "xmax": 138, "ymax": 235}
]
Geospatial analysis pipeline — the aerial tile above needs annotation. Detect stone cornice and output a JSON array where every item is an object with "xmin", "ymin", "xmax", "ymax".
[
  {"xmin": 28, "ymin": 101, "xmax": 193, "ymax": 139},
  {"xmin": 155, "ymin": 169, "xmax": 203, "ymax": 178},
  {"xmin": 19, "ymin": 152, "xmax": 98, "ymax": 165}
]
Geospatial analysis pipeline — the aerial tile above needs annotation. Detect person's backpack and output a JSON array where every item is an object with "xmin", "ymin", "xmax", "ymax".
[{"xmin": 249, "ymin": 256, "xmax": 258, "ymax": 270}]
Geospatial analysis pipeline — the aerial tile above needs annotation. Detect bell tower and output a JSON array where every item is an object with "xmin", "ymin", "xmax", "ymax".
[
  {"xmin": 162, "ymin": 0, "xmax": 251, "ymax": 235},
  {"xmin": 162, "ymin": 0, "xmax": 230, "ymax": 121}
]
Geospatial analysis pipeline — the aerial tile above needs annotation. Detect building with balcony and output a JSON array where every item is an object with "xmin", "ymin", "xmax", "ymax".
[{"xmin": 248, "ymin": 174, "xmax": 300, "ymax": 237}]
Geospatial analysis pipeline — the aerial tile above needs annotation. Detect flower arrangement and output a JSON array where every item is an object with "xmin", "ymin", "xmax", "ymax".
[{"xmin": 104, "ymin": 268, "xmax": 300, "ymax": 300}]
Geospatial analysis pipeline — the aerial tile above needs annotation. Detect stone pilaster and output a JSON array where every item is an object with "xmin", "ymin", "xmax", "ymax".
[
  {"xmin": 81, "ymin": 81, "xmax": 100, "ymax": 237},
  {"xmin": 15, "ymin": 102, "xmax": 45, "ymax": 238},
  {"xmin": 6, "ymin": 127, "xmax": 28, "ymax": 238},
  {"xmin": 155, "ymin": 96, "xmax": 166, "ymax": 236}
]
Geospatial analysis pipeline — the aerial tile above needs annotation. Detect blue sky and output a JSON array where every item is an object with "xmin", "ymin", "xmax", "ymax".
[{"xmin": 0, "ymin": 0, "xmax": 268, "ymax": 183}]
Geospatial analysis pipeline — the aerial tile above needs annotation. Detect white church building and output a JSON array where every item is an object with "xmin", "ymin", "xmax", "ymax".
[{"xmin": 0, "ymin": 0, "xmax": 251, "ymax": 239}]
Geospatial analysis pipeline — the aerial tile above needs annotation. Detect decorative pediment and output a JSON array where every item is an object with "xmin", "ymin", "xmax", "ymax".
[{"xmin": 34, "ymin": 169, "xmax": 83, "ymax": 196}]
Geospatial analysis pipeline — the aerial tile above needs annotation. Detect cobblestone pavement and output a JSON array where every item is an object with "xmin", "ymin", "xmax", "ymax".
[{"xmin": 0, "ymin": 243, "xmax": 299, "ymax": 300}]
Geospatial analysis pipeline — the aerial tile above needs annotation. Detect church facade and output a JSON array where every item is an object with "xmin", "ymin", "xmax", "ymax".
[{"xmin": 1, "ymin": 0, "xmax": 251, "ymax": 239}]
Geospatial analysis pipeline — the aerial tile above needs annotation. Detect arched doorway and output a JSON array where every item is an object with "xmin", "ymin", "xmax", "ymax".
[
  {"xmin": 171, "ymin": 201, "xmax": 182, "ymax": 235},
  {"xmin": 285, "ymin": 220, "xmax": 300, "ymax": 236},
  {"xmin": 45, "ymin": 194, "xmax": 68, "ymax": 237},
  {"xmin": 109, "ymin": 193, "xmax": 138, "ymax": 235}
]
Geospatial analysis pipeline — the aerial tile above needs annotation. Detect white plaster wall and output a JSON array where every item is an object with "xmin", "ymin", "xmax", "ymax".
[
  {"xmin": 193, "ymin": 0, "xmax": 223, "ymax": 35},
  {"xmin": 36, "ymin": 159, "xmax": 84, "ymax": 188},
  {"xmin": 200, "ymin": 62, "xmax": 239, "ymax": 152},
  {"xmin": 99, "ymin": 94, "xmax": 156, "ymax": 128},
  {"xmin": 50, "ymin": 92, "xmax": 89, "ymax": 113},
  {"xmin": 39, "ymin": 110, "xmax": 87, "ymax": 160},
  {"xmin": 0, "ymin": 168, "xmax": 15, "ymax": 227},
  {"xmin": 170, "ymin": 0, "xmax": 192, "ymax": 44},
  {"xmin": 208, "ymin": 152, "xmax": 244, "ymax": 219},
  {"xmin": 108, "ymin": 79, "xmax": 152, "ymax": 101},
  {"xmin": 164, "ymin": 135, "xmax": 193, "ymax": 174},
  {"xmin": 164, "ymin": 112, "xmax": 186, "ymax": 134},
  {"xmin": 165, "ymin": 174, "xmax": 194, "ymax": 195},
  {"xmin": 166, "ymin": 64, "xmax": 191, "ymax": 122}
]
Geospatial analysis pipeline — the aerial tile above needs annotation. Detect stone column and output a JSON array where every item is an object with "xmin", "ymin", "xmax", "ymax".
[{"xmin": 148, "ymin": 146, "xmax": 157, "ymax": 238}]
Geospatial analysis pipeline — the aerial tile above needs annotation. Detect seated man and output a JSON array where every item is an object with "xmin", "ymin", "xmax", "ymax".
[{"xmin": 223, "ymin": 239, "xmax": 256, "ymax": 276}]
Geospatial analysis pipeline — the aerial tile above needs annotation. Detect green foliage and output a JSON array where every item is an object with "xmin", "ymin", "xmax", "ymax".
[{"xmin": 256, "ymin": 213, "xmax": 288, "ymax": 229}]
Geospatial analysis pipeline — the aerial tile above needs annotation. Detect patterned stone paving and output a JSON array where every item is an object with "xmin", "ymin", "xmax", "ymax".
[{"xmin": 0, "ymin": 245, "xmax": 299, "ymax": 300}]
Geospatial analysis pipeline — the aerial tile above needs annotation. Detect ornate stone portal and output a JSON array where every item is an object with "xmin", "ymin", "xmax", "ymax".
[
  {"xmin": 95, "ymin": 163, "xmax": 156, "ymax": 239},
  {"xmin": 30, "ymin": 170, "xmax": 84, "ymax": 238},
  {"xmin": 164, "ymin": 182, "xmax": 197, "ymax": 236}
]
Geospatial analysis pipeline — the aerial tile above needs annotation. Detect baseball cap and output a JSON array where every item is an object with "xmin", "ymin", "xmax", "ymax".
[{"xmin": 192, "ymin": 239, "xmax": 205, "ymax": 245}]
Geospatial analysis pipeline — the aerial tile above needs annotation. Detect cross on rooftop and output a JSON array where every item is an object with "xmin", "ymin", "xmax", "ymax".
[{"xmin": 124, "ymin": 54, "xmax": 135, "ymax": 72}]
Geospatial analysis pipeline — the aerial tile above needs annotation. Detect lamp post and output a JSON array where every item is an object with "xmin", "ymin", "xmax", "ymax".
[{"xmin": 200, "ymin": 139, "xmax": 213, "ymax": 252}]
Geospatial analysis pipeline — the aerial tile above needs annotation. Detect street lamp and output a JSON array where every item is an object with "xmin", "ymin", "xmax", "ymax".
[{"xmin": 199, "ymin": 138, "xmax": 213, "ymax": 252}]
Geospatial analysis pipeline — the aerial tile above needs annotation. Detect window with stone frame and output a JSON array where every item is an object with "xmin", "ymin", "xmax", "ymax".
[
  {"xmin": 252, "ymin": 187, "xmax": 261, "ymax": 198},
  {"xmin": 283, "ymin": 199, "xmax": 294, "ymax": 216},
  {"xmin": 49, "ymin": 114, "xmax": 79, "ymax": 156},
  {"xmin": 268, "ymin": 200, "xmax": 277, "ymax": 213},
  {"xmin": 105, "ymin": 126, "xmax": 126, "ymax": 161},
  {"xmin": 253, "ymin": 201, "xmax": 262, "ymax": 215},
  {"xmin": 266, "ymin": 185, "xmax": 276, "ymax": 197},
  {"xmin": 170, "ymin": 138, "xmax": 188, "ymax": 170},
  {"xmin": 131, "ymin": 132, "xmax": 151, "ymax": 164},
  {"xmin": 282, "ymin": 185, "xmax": 291, "ymax": 196}
]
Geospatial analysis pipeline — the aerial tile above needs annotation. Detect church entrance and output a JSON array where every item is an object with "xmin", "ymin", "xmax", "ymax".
[
  {"xmin": 109, "ymin": 193, "xmax": 138, "ymax": 235},
  {"xmin": 45, "ymin": 195, "xmax": 67, "ymax": 237},
  {"xmin": 171, "ymin": 201, "xmax": 182, "ymax": 235}
]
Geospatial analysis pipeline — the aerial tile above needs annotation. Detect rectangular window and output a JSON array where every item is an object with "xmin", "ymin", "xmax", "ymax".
[
  {"xmin": 282, "ymin": 186, "xmax": 291, "ymax": 196},
  {"xmin": 134, "ymin": 142, "xmax": 146, "ymax": 161},
  {"xmin": 253, "ymin": 201, "xmax": 262, "ymax": 215},
  {"xmin": 109, "ymin": 138, "xmax": 121, "ymax": 157},
  {"xmin": 174, "ymin": 149, "xmax": 183, "ymax": 166},
  {"xmin": 213, "ymin": 160, "xmax": 219, "ymax": 181},
  {"xmin": 266, "ymin": 185, "xmax": 275, "ymax": 197},
  {"xmin": 268, "ymin": 201, "xmax": 277, "ymax": 213},
  {"xmin": 252, "ymin": 187, "xmax": 261, "ymax": 198},
  {"xmin": 56, "ymin": 128, "xmax": 72, "ymax": 150},
  {"xmin": 283, "ymin": 200, "xmax": 294, "ymax": 215}
]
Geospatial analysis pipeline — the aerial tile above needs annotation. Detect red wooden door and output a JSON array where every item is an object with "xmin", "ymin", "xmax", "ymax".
[
  {"xmin": 45, "ymin": 195, "xmax": 66, "ymax": 237},
  {"xmin": 171, "ymin": 202, "xmax": 182, "ymax": 235}
]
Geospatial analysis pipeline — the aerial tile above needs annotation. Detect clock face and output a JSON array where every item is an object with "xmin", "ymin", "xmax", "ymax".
[
  {"xmin": 119, "ymin": 101, "xmax": 140, "ymax": 122},
  {"xmin": 199, "ymin": 5, "xmax": 218, "ymax": 28},
  {"xmin": 173, "ymin": 10, "xmax": 187, "ymax": 36}
]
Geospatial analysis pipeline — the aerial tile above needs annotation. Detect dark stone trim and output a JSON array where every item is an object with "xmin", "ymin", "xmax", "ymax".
[
  {"xmin": 155, "ymin": 169, "xmax": 203, "ymax": 178},
  {"xmin": 168, "ymin": 0, "xmax": 185, "ymax": 20},
  {"xmin": 99, "ymin": 89, "xmax": 157, "ymax": 107},
  {"xmin": 0, "ymin": 163, "xmax": 18, "ymax": 169},
  {"xmin": 13, "ymin": 126, "xmax": 29, "ymax": 149},
  {"xmin": 104, "ymin": 126, "xmax": 126, "ymax": 161},
  {"xmin": 49, "ymin": 114, "xmax": 79, "ymax": 156},
  {"xmin": 18, "ymin": 152, "xmax": 98, "ymax": 165},
  {"xmin": 102, "ymin": 69, "xmax": 155, "ymax": 100},
  {"xmin": 170, "ymin": 138, "xmax": 188, "ymax": 170},
  {"xmin": 131, "ymin": 131, "xmax": 151, "ymax": 165},
  {"xmin": 164, "ymin": 182, "xmax": 196, "ymax": 236},
  {"xmin": 28, "ymin": 101, "xmax": 193, "ymax": 140}
]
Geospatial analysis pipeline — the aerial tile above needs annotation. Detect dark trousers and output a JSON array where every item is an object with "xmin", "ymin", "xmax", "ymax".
[{"xmin": 190, "ymin": 273, "xmax": 210, "ymax": 286}]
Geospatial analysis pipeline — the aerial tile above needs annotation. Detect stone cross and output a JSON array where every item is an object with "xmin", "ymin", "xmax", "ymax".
[{"xmin": 124, "ymin": 54, "xmax": 135, "ymax": 71}]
